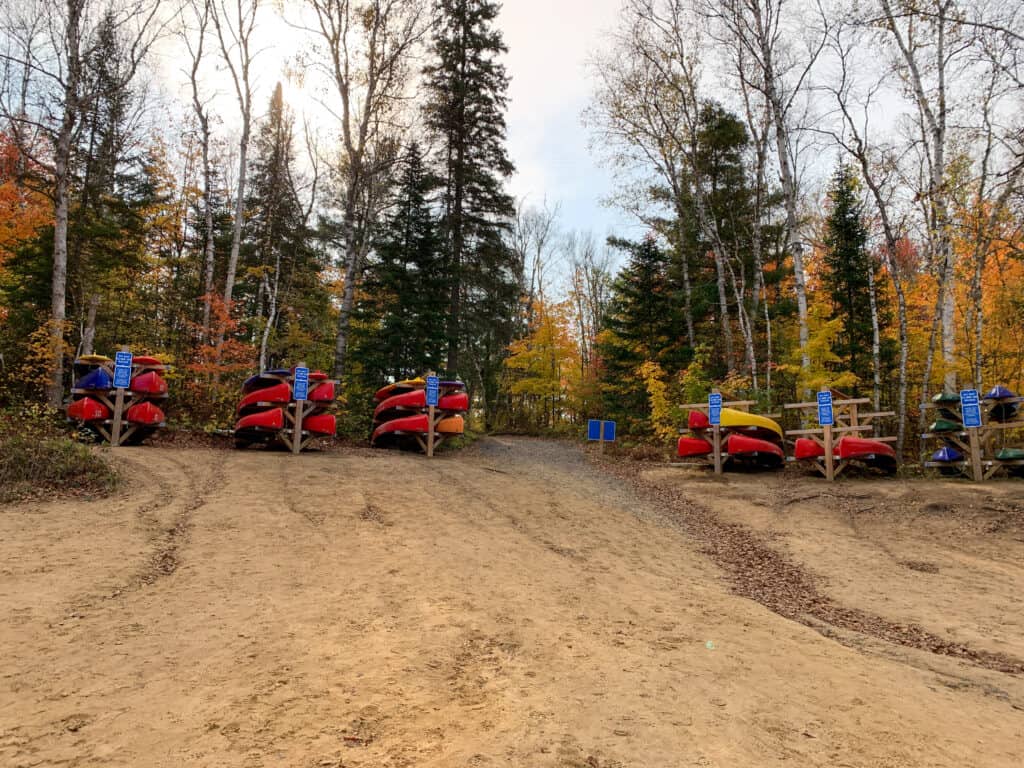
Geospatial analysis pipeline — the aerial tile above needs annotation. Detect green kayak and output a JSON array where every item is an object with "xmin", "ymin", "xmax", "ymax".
[
  {"xmin": 932, "ymin": 392, "xmax": 961, "ymax": 404},
  {"xmin": 929, "ymin": 418, "xmax": 963, "ymax": 433},
  {"xmin": 996, "ymin": 448, "xmax": 1024, "ymax": 461}
]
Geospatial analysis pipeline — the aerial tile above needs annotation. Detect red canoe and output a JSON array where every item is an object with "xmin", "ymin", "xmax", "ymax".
[
  {"xmin": 374, "ymin": 389, "xmax": 469, "ymax": 419},
  {"xmin": 371, "ymin": 413, "xmax": 429, "ymax": 445},
  {"xmin": 130, "ymin": 371, "xmax": 168, "ymax": 396},
  {"xmin": 793, "ymin": 437, "xmax": 827, "ymax": 460},
  {"xmin": 688, "ymin": 410, "xmax": 710, "ymax": 430},
  {"xmin": 237, "ymin": 381, "xmax": 291, "ymax": 412},
  {"xmin": 67, "ymin": 396, "xmax": 111, "ymax": 422},
  {"xmin": 303, "ymin": 413, "xmax": 336, "ymax": 436},
  {"xmin": 837, "ymin": 436, "xmax": 897, "ymax": 473},
  {"xmin": 132, "ymin": 355, "xmax": 163, "ymax": 367},
  {"xmin": 234, "ymin": 407, "xmax": 284, "ymax": 432},
  {"xmin": 126, "ymin": 401, "xmax": 165, "ymax": 425},
  {"xmin": 724, "ymin": 433, "xmax": 784, "ymax": 468},
  {"xmin": 677, "ymin": 436, "xmax": 713, "ymax": 458},
  {"xmin": 309, "ymin": 381, "xmax": 335, "ymax": 403}
]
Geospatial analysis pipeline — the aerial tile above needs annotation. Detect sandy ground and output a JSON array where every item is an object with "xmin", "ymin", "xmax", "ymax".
[{"xmin": 1, "ymin": 437, "xmax": 1022, "ymax": 767}]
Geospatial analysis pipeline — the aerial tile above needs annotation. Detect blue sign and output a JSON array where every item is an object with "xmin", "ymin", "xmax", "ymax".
[
  {"xmin": 708, "ymin": 393, "xmax": 723, "ymax": 426},
  {"xmin": 425, "ymin": 375, "xmax": 440, "ymax": 407},
  {"xmin": 293, "ymin": 366, "xmax": 310, "ymax": 402},
  {"xmin": 587, "ymin": 419, "xmax": 616, "ymax": 442},
  {"xmin": 960, "ymin": 389, "xmax": 982, "ymax": 429},
  {"xmin": 113, "ymin": 351, "xmax": 133, "ymax": 389},
  {"xmin": 817, "ymin": 390, "xmax": 834, "ymax": 427}
]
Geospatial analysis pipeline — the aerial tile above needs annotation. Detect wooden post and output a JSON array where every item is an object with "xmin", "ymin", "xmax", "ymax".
[
  {"xmin": 712, "ymin": 424, "xmax": 722, "ymax": 476},
  {"xmin": 111, "ymin": 387, "xmax": 125, "ymax": 447},
  {"xmin": 823, "ymin": 422, "xmax": 835, "ymax": 482},
  {"xmin": 427, "ymin": 404, "xmax": 436, "ymax": 458},
  {"xmin": 968, "ymin": 426, "xmax": 983, "ymax": 482}
]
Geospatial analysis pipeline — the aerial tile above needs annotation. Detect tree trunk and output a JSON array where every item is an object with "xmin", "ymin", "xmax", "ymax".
[
  {"xmin": 200, "ymin": 122, "xmax": 216, "ymax": 339},
  {"xmin": 221, "ymin": 118, "xmax": 249, "ymax": 332},
  {"xmin": 258, "ymin": 251, "xmax": 280, "ymax": 371},
  {"xmin": 333, "ymin": 184, "xmax": 363, "ymax": 378},
  {"xmin": 81, "ymin": 294, "xmax": 100, "ymax": 356}
]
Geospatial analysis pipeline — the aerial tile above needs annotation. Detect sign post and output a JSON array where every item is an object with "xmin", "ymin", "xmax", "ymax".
[
  {"xmin": 817, "ymin": 389, "xmax": 835, "ymax": 481},
  {"xmin": 292, "ymin": 365, "xmax": 309, "ymax": 455},
  {"xmin": 960, "ymin": 389, "xmax": 983, "ymax": 481},
  {"xmin": 709, "ymin": 391, "xmax": 723, "ymax": 476},
  {"xmin": 425, "ymin": 374, "xmax": 440, "ymax": 458},
  {"xmin": 587, "ymin": 419, "xmax": 616, "ymax": 452},
  {"xmin": 111, "ymin": 348, "xmax": 133, "ymax": 447}
]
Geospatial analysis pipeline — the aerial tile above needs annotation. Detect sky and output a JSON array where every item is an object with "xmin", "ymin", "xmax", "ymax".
[{"xmin": 497, "ymin": 0, "xmax": 636, "ymax": 240}]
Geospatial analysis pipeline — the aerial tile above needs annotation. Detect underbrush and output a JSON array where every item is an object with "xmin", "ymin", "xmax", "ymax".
[{"xmin": 0, "ymin": 407, "xmax": 120, "ymax": 504}]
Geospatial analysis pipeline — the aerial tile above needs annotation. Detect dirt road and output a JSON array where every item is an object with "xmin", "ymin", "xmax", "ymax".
[{"xmin": 2, "ymin": 438, "xmax": 1022, "ymax": 767}]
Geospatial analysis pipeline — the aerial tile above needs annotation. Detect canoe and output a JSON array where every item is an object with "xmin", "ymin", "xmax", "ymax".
[
  {"xmin": 793, "ymin": 437, "xmax": 826, "ymax": 460},
  {"xmin": 371, "ymin": 413, "xmax": 429, "ymax": 445},
  {"xmin": 720, "ymin": 407, "xmax": 783, "ymax": 441},
  {"xmin": 932, "ymin": 446, "xmax": 963, "ymax": 462},
  {"xmin": 373, "ymin": 378, "xmax": 425, "ymax": 402},
  {"xmin": 309, "ymin": 381, "xmax": 336, "ymax": 403},
  {"xmin": 130, "ymin": 371, "xmax": 168, "ymax": 396},
  {"xmin": 677, "ymin": 436, "xmax": 713, "ymax": 458},
  {"xmin": 237, "ymin": 381, "xmax": 291, "ymax": 413},
  {"xmin": 308, "ymin": 370, "xmax": 328, "ymax": 381},
  {"xmin": 303, "ymin": 413, "xmax": 336, "ymax": 436},
  {"xmin": 932, "ymin": 392, "xmax": 960, "ymax": 404},
  {"xmin": 437, "ymin": 415, "xmax": 465, "ymax": 435},
  {"xmin": 75, "ymin": 354, "xmax": 111, "ymax": 367},
  {"xmin": 234, "ymin": 407, "xmax": 284, "ymax": 432},
  {"xmin": 126, "ymin": 401, "xmax": 165, "ymax": 426},
  {"xmin": 929, "ymin": 418, "xmax": 962, "ymax": 433},
  {"xmin": 986, "ymin": 385, "xmax": 1016, "ymax": 400},
  {"xmin": 373, "ymin": 389, "xmax": 469, "ymax": 419},
  {"xmin": 74, "ymin": 367, "xmax": 112, "ymax": 391},
  {"xmin": 242, "ymin": 371, "xmax": 290, "ymax": 393},
  {"xmin": 996, "ymin": 448, "xmax": 1024, "ymax": 461},
  {"xmin": 836, "ymin": 436, "xmax": 897, "ymax": 473},
  {"xmin": 441, "ymin": 380, "xmax": 466, "ymax": 391},
  {"xmin": 688, "ymin": 410, "xmax": 710, "ymax": 431},
  {"xmin": 990, "ymin": 402, "xmax": 1019, "ymax": 423},
  {"xmin": 723, "ymin": 433, "xmax": 784, "ymax": 468},
  {"xmin": 132, "ymin": 355, "xmax": 162, "ymax": 367},
  {"xmin": 67, "ymin": 396, "xmax": 111, "ymax": 422}
]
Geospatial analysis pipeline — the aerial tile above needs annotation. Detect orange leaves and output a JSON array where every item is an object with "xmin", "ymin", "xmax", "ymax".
[{"xmin": 0, "ymin": 133, "xmax": 52, "ymax": 273}]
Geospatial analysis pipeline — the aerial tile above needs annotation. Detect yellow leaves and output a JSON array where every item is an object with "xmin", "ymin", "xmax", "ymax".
[
  {"xmin": 18, "ymin": 321, "xmax": 73, "ymax": 392},
  {"xmin": 637, "ymin": 360, "xmax": 675, "ymax": 441},
  {"xmin": 794, "ymin": 304, "xmax": 859, "ymax": 393}
]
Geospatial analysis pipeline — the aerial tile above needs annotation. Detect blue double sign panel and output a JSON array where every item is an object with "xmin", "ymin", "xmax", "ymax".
[
  {"xmin": 293, "ymin": 366, "xmax": 310, "ymax": 402},
  {"xmin": 817, "ymin": 391, "xmax": 834, "ymax": 427},
  {"xmin": 960, "ymin": 389, "xmax": 982, "ymax": 428},
  {"xmin": 587, "ymin": 419, "xmax": 616, "ymax": 442},
  {"xmin": 425, "ymin": 375, "xmax": 440, "ymax": 407},
  {"xmin": 113, "ymin": 350, "xmax": 133, "ymax": 389},
  {"xmin": 708, "ymin": 393, "xmax": 722, "ymax": 425}
]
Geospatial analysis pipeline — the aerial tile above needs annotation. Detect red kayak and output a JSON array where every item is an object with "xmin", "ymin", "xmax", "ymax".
[
  {"xmin": 309, "ymin": 381, "xmax": 335, "ymax": 403},
  {"xmin": 688, "ymin": 410, "xmax": 710, "ymax": 430},
  {"xmin": 724, "ymin": 433, "xmax": 784, "ymax": 468},
  {"xmin": 374, "ymin": 389, "xmax": 470, "ymax": 418},
  {"xmin": 303, "ymin": 413, "xmax": 336, "ymax": 436},
  {"xmin": 371, "ymin": 413, "xmax": 429, "ymax": 445},
  {"xmin": 237, "ymin": 381, "xmax": 291, "ymax": 412},
  {"xmin": 234, "ymin": 407, "xmax": 284, "ymax": 432},
  {"xmin": 132, "ymin": 355, "xmax": 163, "ymax": 367},
  {"xmin": 126, "ymin": 401, "xmax": 165, "ymax": 425},
  {"xmin": 67, "ymin": 396, "xmax": 111, "ymax": 422},
  {"xmin": 837, "ymin": 436, "xmax": 897, "ymax": 473},
  {"xmin": 677, "ymin": 436, "xmax": 713, "ymax": 458},
  {"xmin": 793, "ymin": 437, "xmax": 827, "ymax": 460},
  {"xmin": 130, "ymin": 371, "xmax": 168, "ymax": 396}
]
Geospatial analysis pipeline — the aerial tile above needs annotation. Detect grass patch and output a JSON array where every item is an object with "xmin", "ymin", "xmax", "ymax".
[{"xmin": 0, "ymin": 435, "xmax": 120, "ymax": 504}]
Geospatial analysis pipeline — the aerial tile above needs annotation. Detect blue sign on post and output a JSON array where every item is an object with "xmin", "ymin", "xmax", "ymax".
[
  {"xmin": 960, "ymin": 389, "xmax": 982, "ymax": 429},
  {"xmin": 587, "ymin": 419, "xmax": 616, "ymax": 442},
  {"xmin": 708, "ymin": 393, "xmax": 723, "ymax": 426},
  {"xmin": 425, "ymin": 375, "xmax": 440, "ymax": 407},
  {"xmin": 293, "ymin": 366, "xmax": 310, "ymax": 402},
  {"xmin": 113, "ymin": 350, "xmax": 133, "ymax": 389},
  {"xmin": 817, "ymin": 391, "xmax": 834, "ymax": 427}
]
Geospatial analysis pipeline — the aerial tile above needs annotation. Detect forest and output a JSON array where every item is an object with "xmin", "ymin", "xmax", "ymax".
[{"xmin": 0, "ymin": 0, "xmax": 1022, "ymax": 458}]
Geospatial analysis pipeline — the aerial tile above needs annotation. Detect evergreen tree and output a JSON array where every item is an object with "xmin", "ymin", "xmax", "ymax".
[
  {"xmin": 822, "ymin": 163, "xmax": 876, "ymax": 383},
  {"xmin": 598, "ymin": 235, "xmax": 675, "ymax": 429},
  {"xmin": 423, "ymin": 0, "xmax": 517, "ymax": 385},
  {"xmin": 353, "ymin": 142, "xmax": 447, "ymax": 382}
]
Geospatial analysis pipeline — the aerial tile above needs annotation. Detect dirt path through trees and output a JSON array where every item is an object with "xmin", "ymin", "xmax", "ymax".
[{"xmin": 1, "ymin": 438, "xmax": 1022, "ymax": 766}]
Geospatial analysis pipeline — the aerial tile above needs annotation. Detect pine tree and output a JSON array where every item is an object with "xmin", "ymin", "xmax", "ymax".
[
  {"xmin": 422, "ymin": 0, "xmax": 517, "ymax": 383},
  {"xmin": 822, "ymin": 163, "xmax": 876, "ymax": 384},
  {"xmin": 354, "ymin": 142, "xmax": 447, "ymax": 382}
]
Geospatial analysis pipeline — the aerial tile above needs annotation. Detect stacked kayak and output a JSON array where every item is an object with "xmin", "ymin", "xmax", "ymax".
[
  {"xmin": 371, "ymin": 378, "xmax": 468, "ymax": 450},
  {"xmin": 678, "ymin": 406, "xmax": 784, "ymax": 469},
  {"xmin": 233, "ymin": 367, "xmax": 338, "ymax": 450},
  {"xmin": 793, "ymin": 436, "xmax": 897, "ymax": 474},
  {"xmin": 66, "ymin": 354, "xmax": 170, "ymax": 445}
]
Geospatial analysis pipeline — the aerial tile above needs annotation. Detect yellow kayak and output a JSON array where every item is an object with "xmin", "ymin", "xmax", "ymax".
[
  {"xmin": 75, "ymin": 354, "xmax": 112, "ymax": 365},
  {"xmin": 373, "ymin": 377, "xmax": 425, "ymax": 402},
  {"xmin": 719, "ymin": 407, "xmax": 783, "ymax": 440}
]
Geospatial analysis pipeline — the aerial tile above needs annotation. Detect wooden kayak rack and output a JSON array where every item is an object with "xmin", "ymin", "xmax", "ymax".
[
  {"xmin": 921, "ymin": 392, "xmax": 1024, "ymax": 482},
  {"xmin": 783, "ymin": 388, "xmax": 896, "ymax": 481},
  {"xmin": 677, "ymin": 390, "xmax": 771, "ymax": 475}
]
